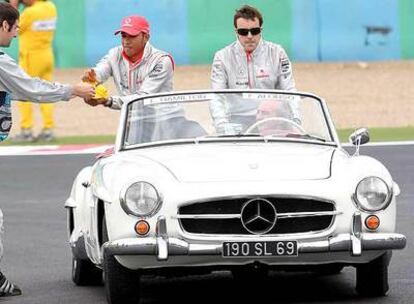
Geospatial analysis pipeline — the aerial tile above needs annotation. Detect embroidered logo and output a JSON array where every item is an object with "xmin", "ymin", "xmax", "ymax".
[
  {"xmin": 256, "ymin": 68, "xmax": 270, "ymax": 79},
  {"xmin": 281, "ymin": 58, "xmax": 291, "ymax": 74},
  {"xmin": 123, "ymin": 18, "xmax": 133, "ymax": 28}
]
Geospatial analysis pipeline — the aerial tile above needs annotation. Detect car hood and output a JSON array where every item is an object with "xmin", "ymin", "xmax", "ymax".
[{"xmin": 121, "ymin": 143, "xmax": 336, "ymax": 182}]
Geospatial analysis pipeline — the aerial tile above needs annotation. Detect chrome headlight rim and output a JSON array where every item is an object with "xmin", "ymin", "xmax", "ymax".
[
  {"xmin": 120, "ymin": 181, "xmax": 162, "ymax": 217},
  {"xmin": 353, "ymin": 176, "xmax": 392, "ymax": 212}
]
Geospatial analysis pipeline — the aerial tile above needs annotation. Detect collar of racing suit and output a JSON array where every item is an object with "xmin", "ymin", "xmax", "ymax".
[
  {"xmin": 122, "ymin": 48, "xmax": 144, "ymax": 67},
  {"xmin": 236, "ymin": 38, "xmax": 264, "ymax": 59},
  {"xmin": 121, "ymin": 42, "xmax": 152, "ymax": 70}
]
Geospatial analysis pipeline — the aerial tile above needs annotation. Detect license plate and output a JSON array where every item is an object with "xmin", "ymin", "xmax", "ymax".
[{"xmin": 222, "ymin": 241, "xmax": 298, "ymax": 257}]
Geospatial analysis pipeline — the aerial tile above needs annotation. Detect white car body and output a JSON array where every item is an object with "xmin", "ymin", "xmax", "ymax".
[{"xmin": 66, "ymin": 90, "xmax": 406, "ymax": 303}]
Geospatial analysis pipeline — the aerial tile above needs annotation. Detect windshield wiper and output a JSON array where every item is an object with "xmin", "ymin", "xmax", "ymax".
[
  {"xmin": 194, "ymin": 133, "xmax": 264, "ymax": 143},
  {"xmin": 199, "ymin": 133, "xmax": 263, "ymax": 138},
  {"xmin": 284, "ymin": 133, "xmax": 326, "ymax": 142}
]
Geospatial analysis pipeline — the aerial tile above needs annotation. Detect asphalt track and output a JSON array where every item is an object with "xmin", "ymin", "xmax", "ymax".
[{"xmin": 0, "ymin": 145, "xmax": 412, "ymax": 304}]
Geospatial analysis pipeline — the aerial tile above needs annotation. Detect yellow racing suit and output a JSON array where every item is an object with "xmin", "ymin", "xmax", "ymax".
[{"xmin": 18, "ymin": 0, "xmax": 57, "ymax": 130}]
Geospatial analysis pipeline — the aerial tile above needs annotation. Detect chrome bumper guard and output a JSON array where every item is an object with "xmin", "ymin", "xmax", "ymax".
[{"xmin": 103, "ymin": 214, "xmax": 406, "ymax": 261}]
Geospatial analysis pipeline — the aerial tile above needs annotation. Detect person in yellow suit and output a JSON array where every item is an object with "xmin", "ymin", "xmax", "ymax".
[{"xmin": 14, "ymin": 0, "xmax": 57, "ymax": 142}]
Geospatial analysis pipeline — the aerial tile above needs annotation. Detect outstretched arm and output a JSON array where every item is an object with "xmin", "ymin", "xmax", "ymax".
[{"xmin": 0, "ymin": 53, "xmax": 94, "ymax": 102}]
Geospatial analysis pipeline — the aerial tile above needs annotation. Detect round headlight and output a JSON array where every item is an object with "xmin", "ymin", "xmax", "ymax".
[
  {"xmin": 355, "ymin": 177, "xmax": 390, "ymax": 211},
  {"xmin": 121, "ymin": 182, "xmax": 161, "ymax": 216}
]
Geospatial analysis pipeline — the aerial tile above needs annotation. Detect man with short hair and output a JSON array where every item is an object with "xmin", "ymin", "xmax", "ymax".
[
  {"xmin": 210, "ymin": 5, "xmax": 299, "ymax": 133},
  {"xmin": 0, "ymin": 2, "xmax": 95, "ymax": 296}
]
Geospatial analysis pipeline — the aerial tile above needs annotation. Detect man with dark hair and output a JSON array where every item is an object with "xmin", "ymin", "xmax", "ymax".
[
  {"xmin": 0, "ymin": 2, "xmax": 95, "ymax": 296},
  {"xmin": 210, "ymin": 4, "xmax": 299, "ymax": 133}
]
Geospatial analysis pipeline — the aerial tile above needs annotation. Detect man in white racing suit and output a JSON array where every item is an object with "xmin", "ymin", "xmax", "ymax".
[
  {"xmin": 0, "ymin": 2, "xmax": 95, "ymax": 297},
  {"xmin": 210, "ymin": 4, "xmax": 299, "ymax": 134},
  {"xmin": 83, "ymin": 15, "xmax": 205, "ymax": 143}
]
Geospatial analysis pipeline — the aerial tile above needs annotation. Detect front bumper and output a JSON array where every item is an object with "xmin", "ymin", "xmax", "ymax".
[{"xmin": 103, "ymin": 214, "xmax": 406, "ymax": 261}]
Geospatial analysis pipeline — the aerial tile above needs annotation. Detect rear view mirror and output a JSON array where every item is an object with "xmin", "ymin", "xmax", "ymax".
[{"xmin": 349, "ymin": 128, "xmax": 370, "ymax": 146}]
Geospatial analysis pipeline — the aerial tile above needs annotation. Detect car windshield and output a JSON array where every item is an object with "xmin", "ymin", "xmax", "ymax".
[{"xmin": 121, "ymin": 91, "xmax": 335, "ymax": 149}]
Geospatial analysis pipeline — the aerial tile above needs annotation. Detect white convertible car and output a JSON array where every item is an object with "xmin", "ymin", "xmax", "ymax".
[{"xmin": 66, "ymin": 90, "xmax": 406, "ymax": 304}]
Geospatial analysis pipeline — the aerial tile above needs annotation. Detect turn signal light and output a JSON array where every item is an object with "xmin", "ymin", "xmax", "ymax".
[
  {"xmin": 135, "ymin": 220, "xmax": 150, "ymax": 235},
  {"xmin": 365, "ymin": 215, "xmax": 380, "ymax": 230}
]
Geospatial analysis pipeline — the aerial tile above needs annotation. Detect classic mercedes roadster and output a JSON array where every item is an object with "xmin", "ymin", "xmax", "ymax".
[{"xmin": 66, "ymin": 90, "xmax": 406, "ymax": 304}]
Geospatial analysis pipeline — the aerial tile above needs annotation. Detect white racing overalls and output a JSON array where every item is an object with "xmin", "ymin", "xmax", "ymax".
[
  {"xmin": 210, "ymin": 39, "xmax": 299, "ymax": 131},
  {"xmin": 93, "ymin": 42, "xmax": 177, "ymax": 114}
]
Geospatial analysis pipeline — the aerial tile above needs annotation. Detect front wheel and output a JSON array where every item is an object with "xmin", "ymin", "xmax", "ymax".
[
  {"xmin": 355, "ymin": 252, "xmax": 391, "ymax": 297},
  {"xmin": 102, "ymin": 217, "xmax": 141, "ymax": 304},
  {"xmin": 72, "ymin": 256, "xmax": 103, "ymax": 286},
  {"xmin": 103, "ymin": 252, "xmax": 141, "ymax": 304}
]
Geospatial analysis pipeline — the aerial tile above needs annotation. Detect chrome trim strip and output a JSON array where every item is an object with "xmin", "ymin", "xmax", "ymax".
[
  {"xmin": 174, "ymin": 211, "xmax": 341, "ymax": 220},
  {"xmin": 156, "ymin": 216, "xmax": 169, "ymax": 261},
  {"xmin": 351, "ymin": 212, "xmax": 362, "ymax": 256},
  {"xmin": 174, "ymin": 214, "xmax": 241, "ymax": 219},
  {"xmin": 102, "ymin": 232, "xmax": 406, "ymax": 256},
  {"xmin": 276, "ymin": 211, "xmax": 341, "ymax": 218}
]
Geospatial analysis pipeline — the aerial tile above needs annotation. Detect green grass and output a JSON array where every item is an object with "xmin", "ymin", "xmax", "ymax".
[
  {"xmin": 337, "ymin": 127, "xmax": 414, "ymax": 143},
  {"xmin": 1, "ymin": 127, "xmax": 413, "ymax": 146}
]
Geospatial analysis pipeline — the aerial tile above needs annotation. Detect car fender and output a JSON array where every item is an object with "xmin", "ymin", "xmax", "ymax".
[{"xmin": 65, "ymin": 166, "xmax": 94, "ymax": 260}]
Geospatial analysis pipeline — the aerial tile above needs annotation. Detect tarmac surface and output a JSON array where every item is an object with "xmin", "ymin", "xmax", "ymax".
[{"xmin": 0, "ymin": 144, "xmax": 412, "ymax": 304}]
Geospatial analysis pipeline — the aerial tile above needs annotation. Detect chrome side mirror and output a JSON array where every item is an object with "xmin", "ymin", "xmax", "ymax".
[{"xmin": 349, "ymin": 128, "xmax": 370, "ymax": 156}]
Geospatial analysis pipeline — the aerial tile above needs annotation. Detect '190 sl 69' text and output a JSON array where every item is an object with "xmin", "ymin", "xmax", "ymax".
[{"xmin": 222, "ymin": 241, "xmax": 298, "ymax": 257}]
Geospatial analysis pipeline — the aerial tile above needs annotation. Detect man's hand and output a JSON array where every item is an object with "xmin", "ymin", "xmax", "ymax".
[
  {"xmin": 83, "ymin": 97, "xmax": 108, "ymax": 107},
  {"xmin": 82, "ymin": 69, "xmax": 97, "ymax": 84},
  {"xmin": 216, "ymin": 122, "xmax": 242, "ymax": 135},
  {"xmin": 72, "ymin": 83, "xmax": 95, "ymax": 99}
]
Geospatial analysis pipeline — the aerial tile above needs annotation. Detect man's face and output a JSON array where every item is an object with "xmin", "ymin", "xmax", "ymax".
[
  {"xmin": 0, "ymin": 20, "xmax": 18, "ymax": 47},
  {"xmin": 121, "ymin": 32, "xmax": 148, "ymax": 58},
  {"xmin": 256, "ymin": 101, "xmax": 291, "ymax": 136},
  {"xmin": 235, "ymin": 17, "xmax": 261, "ymax": 53}
]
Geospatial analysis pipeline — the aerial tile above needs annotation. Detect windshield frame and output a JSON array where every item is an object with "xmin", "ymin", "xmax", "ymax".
[{"xmin": 115, "ymin": 89, "xmax": 340, "ymax": 152}]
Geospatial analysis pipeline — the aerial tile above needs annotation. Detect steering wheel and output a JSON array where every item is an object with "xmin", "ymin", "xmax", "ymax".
[{"xmin": 245, "ymin": 117, "xmax": 306, "ymax": 135}]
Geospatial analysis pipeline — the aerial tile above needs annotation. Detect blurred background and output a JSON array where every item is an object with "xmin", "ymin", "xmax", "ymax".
[
  {"xmin": 5, "ymin": 0, "xmax": 414, "ymax": 66},
  {"xmin": 2, "ymin": 0, "xmax": 414, "ymax": 138}
]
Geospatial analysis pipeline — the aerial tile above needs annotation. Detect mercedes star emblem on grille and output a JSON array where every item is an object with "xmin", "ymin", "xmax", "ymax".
[{"xmin": 241, "ymin": 198, "xmax": 277, "ymax": 234}]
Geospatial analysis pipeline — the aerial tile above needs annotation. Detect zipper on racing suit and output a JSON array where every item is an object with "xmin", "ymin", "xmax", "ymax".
[{"xmin": 246, "ymin": 51, "xmax": 255, "ymax": 89}]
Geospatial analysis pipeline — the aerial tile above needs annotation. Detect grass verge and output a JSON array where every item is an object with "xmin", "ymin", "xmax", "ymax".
[
  {"xmin": 337, "ymin": 127, "xmax": 414, "ymax": 143},
  {"xmin": 0, "ymin": 135, "xmax": 116, "ymax": 146},
  {"xmin": 0, "ymin": 127, "xmax": 413, "ymax": 146}
]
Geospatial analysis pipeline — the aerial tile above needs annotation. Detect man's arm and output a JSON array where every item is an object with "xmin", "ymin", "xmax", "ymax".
[
  {"xmin": 275, "ymin": 48, "xmax": 301, "ymax": 122},
  {"xmin": 209, "ymin": 53, "xmax": 232, "ymax": 129},
  {"xmin": 0, "ymin": 53, "xmax": 94, "ymax": 101},
  {"xmin": 88, "ymin": 48, "xmax": 117, "ymax": 84},
  {"xmin": 107, "ymin": 55, "xmax": 174, "ymax": 109},
  {"xmin": 276, "ymin": 48, "xmax": 296, "ymax": 91},
  {"xmin": 210, "ymin": 53, "xmax": 228, "ymax": 90}
]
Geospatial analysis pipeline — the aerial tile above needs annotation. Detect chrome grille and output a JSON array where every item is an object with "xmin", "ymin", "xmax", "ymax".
[{"xmin": 177, "ymin": 197, "xmax": 337, "ymax": 235}]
